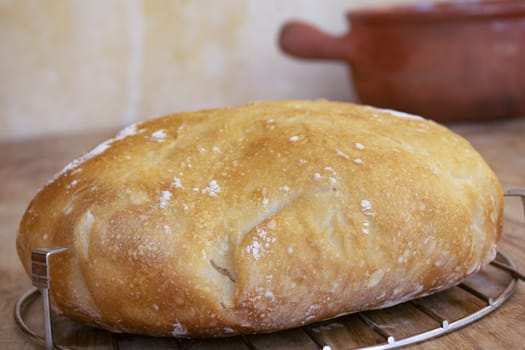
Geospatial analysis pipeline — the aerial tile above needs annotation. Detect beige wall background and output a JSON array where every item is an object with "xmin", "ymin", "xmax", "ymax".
[{"xmin": 1, "ymin": 0, "xmax": 442, "ymax": 141}]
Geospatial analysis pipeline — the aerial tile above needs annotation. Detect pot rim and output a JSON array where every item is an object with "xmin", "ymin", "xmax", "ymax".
[{"xmin": 346, "ymin": 0, "xmax": 525, "ymax": 22}]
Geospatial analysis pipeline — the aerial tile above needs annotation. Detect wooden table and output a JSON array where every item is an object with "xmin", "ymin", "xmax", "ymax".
[{"xmin": 1, "ymin": 119, "xmax": 524, "ymax": 349}]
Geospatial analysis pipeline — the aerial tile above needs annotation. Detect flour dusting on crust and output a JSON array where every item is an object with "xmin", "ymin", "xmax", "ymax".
[{"xmin": 48, "ymin": 123, "xmax": 143, "ymax": 184}]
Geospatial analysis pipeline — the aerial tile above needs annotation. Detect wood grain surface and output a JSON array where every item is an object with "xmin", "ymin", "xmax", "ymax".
[{"xmin": 1, "ymin": 118, "xmax": 524, "ymax": 349}]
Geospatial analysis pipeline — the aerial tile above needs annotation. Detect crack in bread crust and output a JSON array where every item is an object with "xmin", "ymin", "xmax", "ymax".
[{"xmin": 210, "ymin": 259, "xmax": 237, "ymax": 283}]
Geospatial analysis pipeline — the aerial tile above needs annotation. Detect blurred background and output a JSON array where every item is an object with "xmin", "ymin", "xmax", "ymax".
[{"xmin": 0, "ymin": 0, "xmax": 454, "ymax": 141}]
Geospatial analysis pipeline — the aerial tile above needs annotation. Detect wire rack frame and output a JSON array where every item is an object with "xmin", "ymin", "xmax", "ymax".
[{"xmin": 13, "ymin": 190, "xmax": 525, "ymax": 350}]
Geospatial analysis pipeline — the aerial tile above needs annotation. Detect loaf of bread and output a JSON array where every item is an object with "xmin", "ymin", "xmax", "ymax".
[{"xmin": 17, "ymin": 100, "xmax": 503, "ymax": 337}]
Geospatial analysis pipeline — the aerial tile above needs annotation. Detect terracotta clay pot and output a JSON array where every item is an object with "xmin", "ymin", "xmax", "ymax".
[{"xmin": 279, "ymin": 0, "xmax": 525, "ymax": 122}]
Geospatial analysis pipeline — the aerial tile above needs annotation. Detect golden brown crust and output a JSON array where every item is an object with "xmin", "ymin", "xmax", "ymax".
[{"xmin": 17, "ymin": 100, "xmax": 503, "ymax": 337}]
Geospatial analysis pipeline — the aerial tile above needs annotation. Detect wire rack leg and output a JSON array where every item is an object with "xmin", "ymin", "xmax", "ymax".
[
  {"xmin": 31, "ymin": 247, "xmax": 68, "ymax": 350},
  {"xmin": 502, "ymin": 189, "xmax": 525, "ymax": 281}
]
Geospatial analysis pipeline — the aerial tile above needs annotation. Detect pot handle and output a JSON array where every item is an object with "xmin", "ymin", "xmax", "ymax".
[{"xmin": 279, "ymin": 21, "xmax": 352, "ymax": 61}]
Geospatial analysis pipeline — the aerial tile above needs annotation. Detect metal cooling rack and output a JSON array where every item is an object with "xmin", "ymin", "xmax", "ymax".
[{"xmin": 14, "ymin": 190, "xmax": 525, "ymax": 350}]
